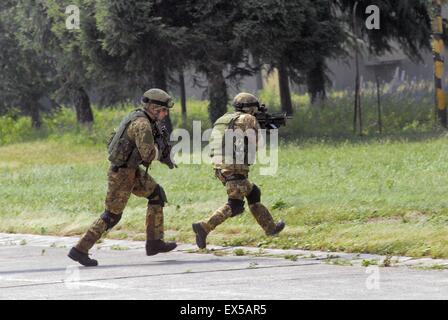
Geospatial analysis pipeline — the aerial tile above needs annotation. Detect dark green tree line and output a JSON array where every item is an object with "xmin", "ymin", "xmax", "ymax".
[{"xmin": 0, "ymin": 0, "xmax": 434, "ymax": 128}]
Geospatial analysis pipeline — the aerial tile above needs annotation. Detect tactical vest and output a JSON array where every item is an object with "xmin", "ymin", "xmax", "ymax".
[
  {"xmin": 210, "ymin": 112, "xmax": 250, "ymax": 169},
  {"xmin": 107, "ymin": 109, "xmax": 152, "ymax": 168}
]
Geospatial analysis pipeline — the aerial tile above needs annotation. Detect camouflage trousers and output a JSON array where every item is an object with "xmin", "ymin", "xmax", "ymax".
[
  {"xmin": 198, "ymin": 169, "xmax": 276, "ymax": 235},
  {"xmin": 75, "ymin": 166, "xmax": 164, "ymax": 254}
]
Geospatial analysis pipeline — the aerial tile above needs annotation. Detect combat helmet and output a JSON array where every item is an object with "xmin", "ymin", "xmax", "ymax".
[
  {"xmin": 141, "ymin": 88, "xmax": 174, "ymax": 109},
  {"xmin": 232, "ymin": 92, "xmax": 260, "ymax": 114}
]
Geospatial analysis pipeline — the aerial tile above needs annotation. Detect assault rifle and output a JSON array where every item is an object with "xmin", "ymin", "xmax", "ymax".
[
  {"xmin": 255, "ymin": 104, "xmax": 291, "ymax": 130},
  {"xmin": 153, "ymin": 122, "xmax": 177, "ymax": 169}
]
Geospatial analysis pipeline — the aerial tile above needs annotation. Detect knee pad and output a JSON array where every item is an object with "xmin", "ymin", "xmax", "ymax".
[
  {"xmin": 227, "ymin": 198, "xmax": 245, "ymax": 217},
  {"xmin": 147, "ymin": 184, "xmax": 168, "ymax": 207},
  {"xmin": 246, "ymin": 184, "xmax": 261, "ymax": 205},
  {"xmin": 100, "ymin": 210, "xmax": 122, "ymax": 230}
]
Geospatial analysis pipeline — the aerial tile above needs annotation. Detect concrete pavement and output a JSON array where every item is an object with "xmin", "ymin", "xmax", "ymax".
[{"xmin": 0, "ymin": 233, "xmax": 447, "ymax": 299}]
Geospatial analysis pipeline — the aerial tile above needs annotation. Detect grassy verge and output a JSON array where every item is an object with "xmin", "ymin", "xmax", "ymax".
[
  {"xmin": 1, "ymin": 134, "xmax": 448, "ymax": 259},
  {"xmin": 0, "ymin": 82, "xmax": 437, "ymax": 147}
]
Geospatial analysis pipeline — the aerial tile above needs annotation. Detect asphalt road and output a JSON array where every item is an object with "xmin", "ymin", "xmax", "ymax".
[{"xmin": 0, "ymin": 233, "xmax": 447, "ymax": 300}]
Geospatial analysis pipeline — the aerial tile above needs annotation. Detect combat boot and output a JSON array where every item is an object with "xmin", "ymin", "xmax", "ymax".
[
  {"xmin": 146, "ymin": 240, "xmax": 177, "ymax": 256},
  {"xmin": 68, "ymin": 247, "xmax": 98, "ymax": 267},
  {"xmin": 192, "ymin": 223, "xmax": 208, "ymax": 249},
  {"xmin": 267, "ymin": 220, "xmax": 285, "ymax": 236}
]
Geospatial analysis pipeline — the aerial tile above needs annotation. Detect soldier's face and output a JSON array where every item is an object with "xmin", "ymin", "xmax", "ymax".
[
  {"xmin": 245, "ymin": 107, "xmax": 257, "ymax": 115},
  {"xmin": 153, "ymin": 107, "xmax": 169, "ymax": 121}
]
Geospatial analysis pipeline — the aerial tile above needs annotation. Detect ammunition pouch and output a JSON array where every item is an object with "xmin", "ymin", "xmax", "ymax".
[
  {"xmin": 108, "ymin": 109, "xmax": 151, "ymax": 168},
  {"xmin": 108, "ymin": 138, "xmax": 135, "ymax": 167}
]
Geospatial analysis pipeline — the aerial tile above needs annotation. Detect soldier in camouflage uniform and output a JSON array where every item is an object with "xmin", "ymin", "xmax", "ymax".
[
  {"xmin": 68, "ymin": 88, "xmax": 177, "ymax": 267},
  {"xmin": 192, "ymin": 93, "xmax": 285, "ymax": 249}
]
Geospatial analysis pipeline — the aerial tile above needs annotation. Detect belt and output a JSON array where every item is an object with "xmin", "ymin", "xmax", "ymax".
[
  {"xmin": 225, "ymin": 174, "xmax": 246, "ymax": 181},
  {"xmin": 111, "ymin": 164, "xmax": 128, "ymax": 172}
]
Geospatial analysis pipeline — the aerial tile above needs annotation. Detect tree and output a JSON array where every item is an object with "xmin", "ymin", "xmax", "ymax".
[
  {"xmin": 13, "ymin": 0, "xmax": 94, "ymax": 125},
  {"xmin": 48, "ymin": 0, "xmax": 95, "ymax": 125},
  {"xmin": 151, "ymin": 0, "xmax": 196, "ymax": 127},
  {"xmin": 338, "ymin": 0, "xmax": 431, "ymax": 59},
  {"xmin": 186, "ymin": 0, "xmax": 254, "ymax": 123},
  {"xmin": 93, "ymin": 0, "xmax": 191, "ymax": 131},
  {"xmin": 75, "ymin": 0, "xmax": 138, "ymax": 108},
  {"xmin": 0, "ymin": 0, "xmax": 57, "ymax": 128},
  {"xmin": 306, "ymin": 59, "xmax": 328, "ymax": 104},
  {"xmin": 234, "ymin": 0, "xmax": 346, "ymax": 113}
]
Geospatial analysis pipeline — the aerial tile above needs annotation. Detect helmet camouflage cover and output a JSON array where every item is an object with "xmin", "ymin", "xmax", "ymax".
[
  {"xmin": 142, "ymin": 88, "xmax": 174, "ymax": 108},
  {"xmin": 232, "ymin": 92, "xmax": 260, "ymax": 113}
]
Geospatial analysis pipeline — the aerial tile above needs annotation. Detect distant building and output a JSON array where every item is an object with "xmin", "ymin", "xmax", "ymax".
[{"xmin": 327, "ymin": 45, "xmax": 434, "ymax": 91}]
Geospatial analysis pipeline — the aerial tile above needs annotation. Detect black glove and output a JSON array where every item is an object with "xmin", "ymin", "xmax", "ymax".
[{"xmin": 156, "ymin": 141, "xmax": 177, "ymax": 169}]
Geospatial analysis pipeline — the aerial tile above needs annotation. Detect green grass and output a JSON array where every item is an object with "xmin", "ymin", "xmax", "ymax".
[
  {"xmin": 362, "ymin": 259, "xmax": 379, "ymax": 267},
  {"xmin": 415, "ymin": 264, "xmax": 448, "ymax": 271},
  {"xmin": 1, "ymin": 133, "xmax": 448, "ymax": 259},
  {"xmin": 110, "ymin": 245, "xmax": 130, "ymax": 251},
  {"xmin": 284, "ymin": 254, "xmax": 299, "ymax": 262},
  {"xmin": 0, "ymin": 99, "xmax": 210, "ymax": 147},
  {"xmin": 233, "ymin": 249, "xmax": 247, "ymax": 256},
  {"xmin": 325, "ymin": 258, "xmax": 353, "ymax": 266},
  {"xmin": 0, "ymin": 82, "xmax": 437, "ymax": 147}
]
